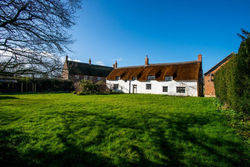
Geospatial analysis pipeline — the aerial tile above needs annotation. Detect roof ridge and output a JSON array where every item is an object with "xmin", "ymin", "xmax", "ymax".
[
  {"xmin": 150, "ymin": 60, "xmax": 199, "ymax": 66},
  {"xmin": 67, "ymin": 60, "xmax": 113, "ymax": 68},
  {"xmin": 116, "ymin": 60, "xmax": 199, "ymax": 69},
  {"xmin": 204, "ymin": 53, "xmax": 234, "ymax": 75}
]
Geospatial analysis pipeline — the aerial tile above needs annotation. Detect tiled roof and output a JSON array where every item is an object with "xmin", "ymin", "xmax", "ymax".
[
  {"xmin": 67, "ymin": 61, "xmax": 113, "ymax": 77},
  {"xmin": 204, "ymin": 53, "xmax": 234, "ymax": 76},
  {"xmin": 107, "ymin": 61, "xmax": 201, "ymax": 81}
]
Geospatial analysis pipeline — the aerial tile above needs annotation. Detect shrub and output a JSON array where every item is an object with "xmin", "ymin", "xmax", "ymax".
[
  {"xmin": 73, "ymin": 82, "xmax": 82, "ymax": 93},
  {"xmin": 77, "ymin": 80, "xmax": 111, "ymax": 95},
  {"xmin": 214, "ymin": 34, "xmax": 249, "ymax": 114},
  {"xmin": 78, "ymin": 80, "xmax": 97, "ymax": 95},
  {"xmin": 96, "ymin": 80, "xmax": 111, "ymax": 94}
]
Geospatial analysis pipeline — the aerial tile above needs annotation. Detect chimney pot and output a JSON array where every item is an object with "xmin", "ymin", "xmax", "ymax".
[
  {"xmin": 114, "ymin": 60, "xmax": 118, "ymax": 69},
  {"xmin": 89, "ymin": 58, "xmax": 91, "ymax": 65},
  {"xmin": 66, "ymin": 56, "xmax": 68, "ymax": 61},
  {"xmin": 198, "ymin": 54, "xmax": 202, "ymax": 62},
  {"xmin": 145, "ymin": 55, "xmax": 149, "ymax": 66}
]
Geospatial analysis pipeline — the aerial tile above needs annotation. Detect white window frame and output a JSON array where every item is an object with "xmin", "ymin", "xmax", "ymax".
[
  {"xmin": 162, "ymin": 86, "xmax": 168, "ymax": 92},
  {"xmin": 165, "ymin": 76, "xmax": 173, "ymax": 81},
  {"xmin": 176, "ymin": 87, "xmax": 185, "ymax": 93},
  {"xmin": 132, "ymin": 76, "xmax": 137, "ymax": 80},
  {"xmin": 113, "ymin": 84, "xmax": 119, "ymax": 90},
  {"xmin": 147, "ymin": 75, "xmax": 155, "ymax": 81},
  {"xmin": 84, "ymin": 75, "xmax": 88, "ymax": 80},
  {"xmin": 146, "ymin": 84, "xmax": 151, "ymax": 90}
]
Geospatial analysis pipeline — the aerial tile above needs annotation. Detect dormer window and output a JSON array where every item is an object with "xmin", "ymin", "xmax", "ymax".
[
  {"xmin": 84, "ymin": 75, "xmax": 88, "ymax": 80},
  {"xmin": 132, "ymin": 76, "xmax": 137, "ymax": 80},
  {"xmin": 147, "ymin": 75, "xmax": 155, "ymax": 81},
  {"xmin": 165, "ymin": 76, "xmax": 173, "ymax": 81},
  {"xmin": 115, "ymin": 76, "xmax": 120, "ymax": 80}
]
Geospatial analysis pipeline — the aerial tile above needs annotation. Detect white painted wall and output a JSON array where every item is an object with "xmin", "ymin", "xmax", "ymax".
[{"xmin": 106, "ymin": 80, "xmax": 198, "ymax": 96}]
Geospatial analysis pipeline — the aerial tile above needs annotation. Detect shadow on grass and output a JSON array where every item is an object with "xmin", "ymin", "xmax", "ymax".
[
  {"xmin": 0, "ymin": 96, "xmax": 19, "ymax": 100},
  {"xmin": 0, "ymin": 110, "xmax": 249, "ymax": 167},
  {"xmin": 0, "ymin": 129, "xmax": 115, "ymax": 167}
]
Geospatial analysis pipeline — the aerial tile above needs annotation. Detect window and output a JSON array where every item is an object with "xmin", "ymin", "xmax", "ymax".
[
  {"xmin": 165, "ymin": 76, "xmax": 172, "ymax": 81},
  {"xmin": 176, "ymin": 87, "xmax": 185, "ymax": 93},
  {"xmin": 132, "ymin": 76, "xmax": 137, "ymax": 80},
  {"xmin": 97, "ymin": 77, "xmax": 102, "ymax": 81},
  {"xmin": 146, "ymin": 84, "xmax": 151, "ymax": 90},
  {"xmin": 84, "ymin": 75, "xmax": 88, "ymax": 80},
  {"xmin": 162, "ymin": 86, "xmax": 168, "ymax": 92},
  {"xmin": 113, "ymin": 84, "xmax": 119, "ymax": 90},
  {"xmin": 210, "ymin": 74, "xmax": 214, "ymax": 82},
  {"xmin": 115, "ymin": 76, "xmax": 120, "ymax": 80},
  {"xmin": 147, "ymin": 75, "xmax": 155, "ymax": 80}
]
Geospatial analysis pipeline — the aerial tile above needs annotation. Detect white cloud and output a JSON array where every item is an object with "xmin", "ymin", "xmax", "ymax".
[
  {"xmin": 95, "ymin": 61, "xmax": 105, "ymax": 66},
  {"xmin": 68, "ymin": 58, "xmax": 81, "ymax": 62}
]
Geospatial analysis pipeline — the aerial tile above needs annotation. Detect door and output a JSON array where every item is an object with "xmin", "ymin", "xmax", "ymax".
[{"xmin": 133, "ymin": 85, "xmax": 137, "ymax": 93}]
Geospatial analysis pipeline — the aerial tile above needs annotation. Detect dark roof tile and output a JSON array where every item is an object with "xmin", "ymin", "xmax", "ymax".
[
  {"xmin": 67, "ymin": 61, "xmax": 113, "ymax": 77},
  {"xmin": 204, "ymin": 53, "xmax": 234, "ymax": 76}
]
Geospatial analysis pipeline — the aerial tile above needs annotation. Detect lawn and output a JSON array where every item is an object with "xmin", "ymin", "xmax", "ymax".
[{"xmin": 0, "ymin": 93, "xmax": 249, "ymax": 167}]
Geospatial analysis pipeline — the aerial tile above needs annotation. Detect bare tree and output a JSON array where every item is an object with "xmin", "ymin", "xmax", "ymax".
[
  {"xmin": 0, "ymin": 0, "xmax": 81, "ymax": 77},
  {"xmin": 237, "ymin": 29, "xmax": 250, "ymax": 41}
]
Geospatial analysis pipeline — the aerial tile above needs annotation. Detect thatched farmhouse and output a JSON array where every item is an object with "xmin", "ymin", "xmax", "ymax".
[
  {"xmin": 62, "ymin": 56, "xmax": 113, "ymax": 83},
  {"xmin": 106, "ymin": 55, "xmax": 203, "ymax": 96}
]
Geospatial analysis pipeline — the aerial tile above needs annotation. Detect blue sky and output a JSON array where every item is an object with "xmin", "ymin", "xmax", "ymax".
[{"xmin": 68, "ymin": 0, "xmax": 250, "ymax": 72}]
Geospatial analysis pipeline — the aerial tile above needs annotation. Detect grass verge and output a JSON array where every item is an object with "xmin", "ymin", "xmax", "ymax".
[{"xmin": 0, "ymin": 93, "xmax": 249, "ymax": 167}]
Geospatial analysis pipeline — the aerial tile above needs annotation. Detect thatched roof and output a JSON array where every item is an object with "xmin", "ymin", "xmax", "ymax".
[
  {"xmin": 107, "ymin": 61, "xmax": 201, "ymax": 81},
  {"xmin": 67, "ymin": 61, "xmax": 113, "ymax": 77}
]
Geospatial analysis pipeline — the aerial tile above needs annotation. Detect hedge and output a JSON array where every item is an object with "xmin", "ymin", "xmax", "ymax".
[
  {"xmin": 214, "ymin": 37, "xmax": 250, "ymax": 114},
  {"xmin": 0, "ymin": 78, "xmax": 74, "ymax": 93}
]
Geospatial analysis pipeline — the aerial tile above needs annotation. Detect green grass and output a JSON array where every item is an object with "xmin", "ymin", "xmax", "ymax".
[{"xmin": 0, "ymin": 93, "xmax": 249, "ymax": 167}]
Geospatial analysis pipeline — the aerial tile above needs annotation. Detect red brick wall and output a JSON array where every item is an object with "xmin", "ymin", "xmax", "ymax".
[
  {"xmin": 204, "ymin": 75, "xmax": 215, "ymax": 97},
  {"xmin": 204, "ymin": 59, "xmax": 231, "ymax": 97}
]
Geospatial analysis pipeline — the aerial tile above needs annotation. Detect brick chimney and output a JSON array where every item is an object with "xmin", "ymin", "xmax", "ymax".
[
  {"xmin": 145, "ymin": 55, "xmax": 149, "ymax": 66},
  {"xmin": 113, "ymin": 60, "xmax": 117, "ymax": 69},
  {"xmin": 198, "ymin": 54, "xmax": 202, "ymax": 62},
  {"xmin": 89, "ymin": 58, "xmax": 91, "ymax": 65}
]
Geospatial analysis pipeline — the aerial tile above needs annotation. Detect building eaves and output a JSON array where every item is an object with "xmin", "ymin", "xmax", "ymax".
[{"xmin": 204, "ymin": 53, "xmax": 234, "ymax": 76}]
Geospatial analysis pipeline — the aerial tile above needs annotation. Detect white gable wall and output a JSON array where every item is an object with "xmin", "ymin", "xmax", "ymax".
[{"xmin": 106, "ymin": 80, "xmax": 198, "ymax": 96}]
